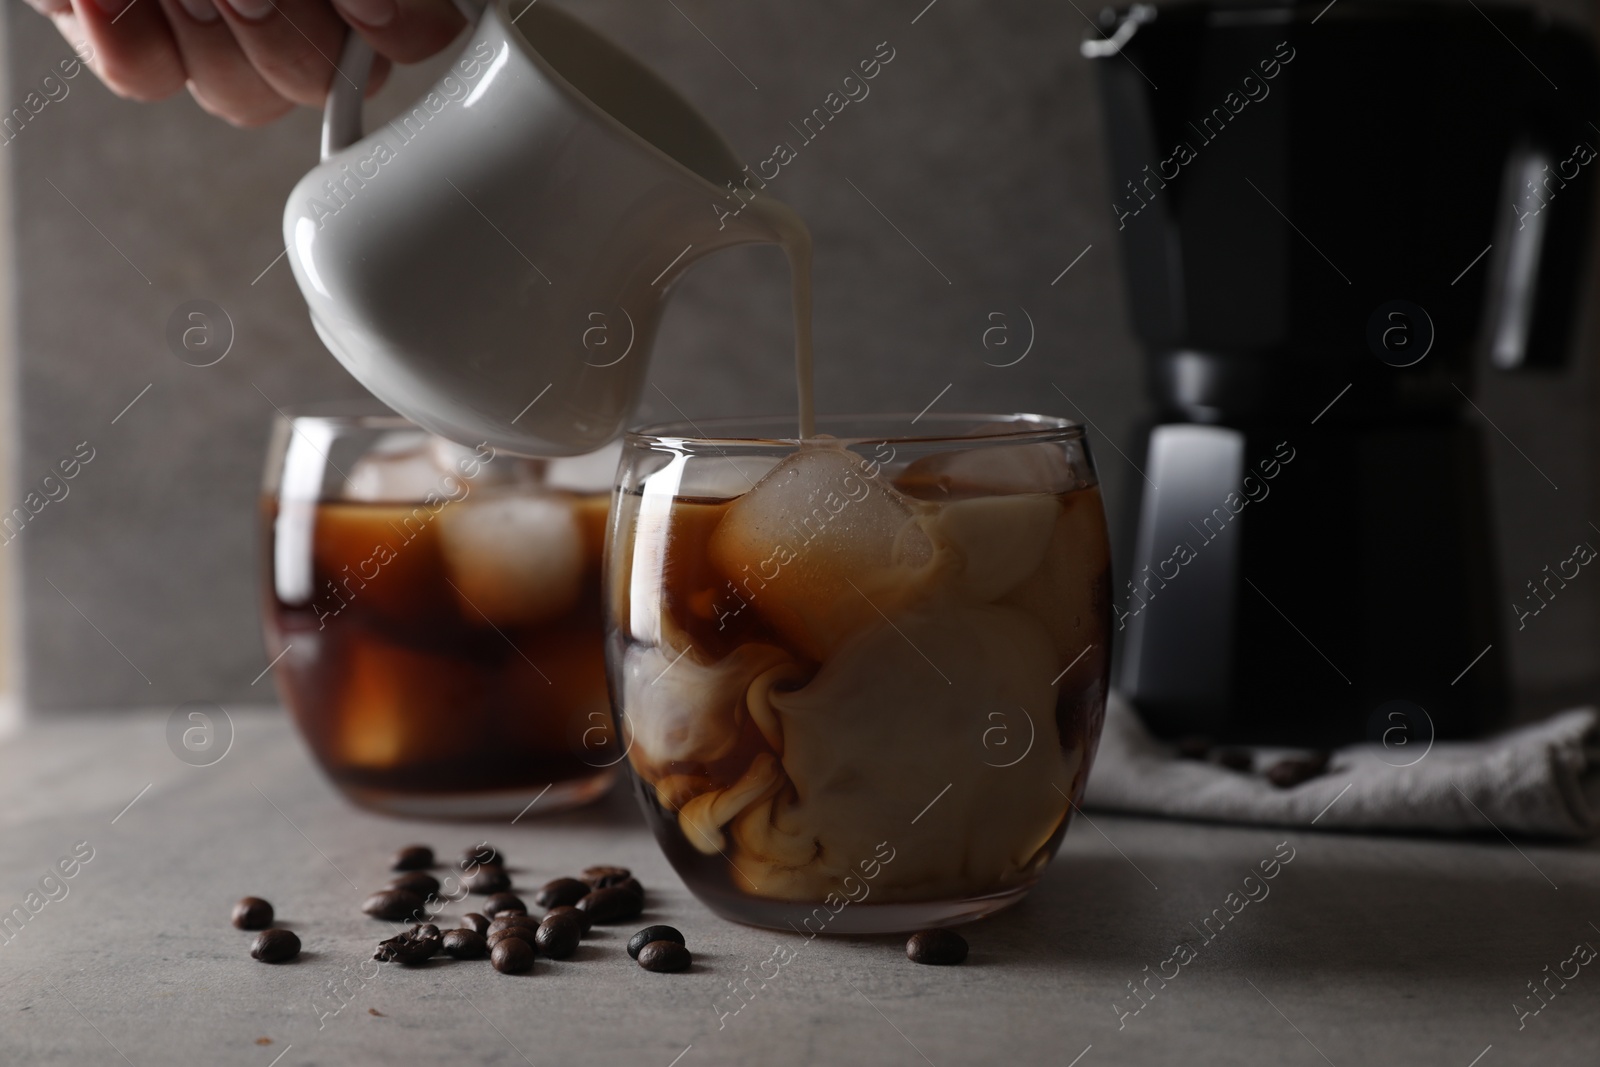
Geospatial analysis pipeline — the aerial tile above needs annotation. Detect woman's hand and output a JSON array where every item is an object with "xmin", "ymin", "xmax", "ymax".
[{"xmin": 26, "ymin": 0, "xmax": 469, "ymax": 126}]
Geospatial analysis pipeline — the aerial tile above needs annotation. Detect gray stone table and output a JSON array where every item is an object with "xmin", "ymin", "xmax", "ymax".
[{"xmin": 0, "ymin": 710, "xmax": 1596, "ymax": 1066}]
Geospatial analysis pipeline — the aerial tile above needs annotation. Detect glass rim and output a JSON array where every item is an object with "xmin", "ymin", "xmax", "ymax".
[{"xmin": 625, "ymin": 412, "xmax": 1085, "ymax": 450}]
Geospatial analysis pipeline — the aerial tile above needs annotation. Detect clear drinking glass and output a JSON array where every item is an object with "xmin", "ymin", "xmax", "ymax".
[
  {"xmin": 260, "ymin": 409, "xmax": 621, "ymax": 818},
  {"xmin": 606, "ymin": 413, "xmax": 1112, "ymax": 932}
]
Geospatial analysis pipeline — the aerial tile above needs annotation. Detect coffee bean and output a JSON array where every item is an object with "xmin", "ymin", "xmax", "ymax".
[
  {"xmin": 403, "ymin": 941, "xmax": 442, "ymax": 965},
  {"xmin": 460, "ymin": 913, "xmax": 490, "ymax": 936},
  {"xmin": 1266, "ymin": 757, "xmax": 1326, "ymax": 789},
  {"xmin": 610, "ymin": 877, "xmax": 645, "ymax": 900},
  {"xmin": 636, "ymin": 941, "xmax": 691, "ymax": 973},
  {"xmin": 626, "ymin": 925, "xmax": 684, "ymax": 960},
  {"xmin": 544, "ymin": 906, "xmax": 591, "ymax": 936},
  {"xmin": 391, "ymin": 845, "xmax": 434, "ymax": 871},
  {"xmin": 483, "ymin": 893, "xmax": 526, "ymax": 918},
  {"xmin": 375, "ymin": 929, "xmax": 440, "ymax": 966},
  {"xmin": 442, "ymin": 929, "xmax": 488, "ymax": 960},
  {"xmin": 488, "ymin": 915, "xmax": 540, "ymax": 935},
  {"xmin": 250, "ymin": 929, "xmax": 300, "ymax": 964},
  {"xmin": 387, "ymin": 871, "xmax": 441, "ymax": 898},
  {"xmin": 582, "ymin": 865, "xmax": 631, "ymax": 888},
  {"xmin": 534, "ymin": 878, "xmax": 589, "ymax": 909},
  {"xmin": 361, "ymin": 889, "xmax": 425, "ymax": 921},
  {"xmin": 231, "ymin": 897, "xmax": 273, "ymax": 930},
  {"xmin": 906, "ymin": 929, "xmax": 968, "ymax": 966},
  {"xmin": 1176, "ymin": 735, "xmax": 1214, "ymax": 760},
  {"xmin": 1305, "ymin": 751, "xmax": 1332, "ymax": 774},
  {"xmin": 460, "ymin": 843, "xmax": 502, "ymax": 870},
  {"xmin": 462, "ymin": 865, "xmax": 511, "ymax": 895},
  {"xmin": 535, "ymin": 915, "xmax": 581, "ymax": 959},
  {"xmin": 575, "ymin": 886, "xmax": 643, "ymax": 924},
  {"xmin": 487, "ymin": 928, "xmax": 531, "ymax": 951},
  {"xmin": 491, "ymin": 939, "xmax": 533, "ymax": 974},
  {"xmin": 1216, "ymin": 747, "xmax": 1253, "ymax": 773}
]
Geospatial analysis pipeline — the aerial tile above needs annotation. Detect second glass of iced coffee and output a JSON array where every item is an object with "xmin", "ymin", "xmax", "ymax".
[
  {"xmin": 607, "ymin": 414, "xmax": 1111, "ymax": 933},
  {"xmin": 261, "ymin": 411, "xmax": 621, "ymax": 818}
]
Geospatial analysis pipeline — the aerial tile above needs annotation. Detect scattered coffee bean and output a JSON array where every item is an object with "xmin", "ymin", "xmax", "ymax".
[
  {"xmin": 610, "ymin": 877, "xmax": 645, "ymax": 900},
  {"xmin": 231, "ymin": 897, "xmax": 274, "ymax": 930},
  {"xmin": 1305, "ymin": 751, "xmax": 1332, "ymax": 774},
  {"xmin": 483, "ymin": 893, "xmax": 526, "ymax": 918},
  {"xmin": 1176, "ymin": 735, "xmax": 1214, "ymax": 760},
  {"xmin": 544, "ymin": 905, "xmax": 591, "ymax": 936},
  {"xmin": 362, "ymin": 889, "xmax": 425, "ymax": 922},
  {"xmin": 576, "ymin": 886, "xmax": 643, "ymax": 924},
  {"xmin": 491, "ymin": 939, "xmax": 534, "ymax": 974},
  {"xmin": 487, "ymin": 928, "xmax": 532, "ymax": 951},
  {"xmin": 488, "ymin": 915, "xmax": 540, "ymax": 935},
  {"xmin": 387, "ymin": 871, "xmax": 441, "ymax": 898},
  {"xmin": 906, "ymin": 929, "xmax": 968, "ymax": 966},
  {"xmin": 627, "ymin": 926, "xmax": 684, "ymax": 960},
  {"xmin": 391, "ymin": 845, "xmax": 434, "ymax": 871},
  {"xmin": 534, "ymin": 878, "xmax": 589, "ymax": 909},
  {"xmin": 460, "ymin": 913, "xmax": 490, "ymax": 936},
  {"xmin": 462, "ymin": 865, "xmax": 511, "ymax": 895},
  {"xmin": 442, "ymin": 929, "xmax": 488, "ymax": 960},
  {"xmin": 251, "ymin": 929, "xmax": 301, "ymax": 964},
  {"xmin": 582, "ymin": 865, "xmax": 631, "ymax": 888},
  {"xmin": 1266, "ymin": 756, "xmax": 1326, "ymax": 789},
  {"xmin": 460, "ymin": 843, "xmax": 502, "ymax": 870},
  {"xmin": 636, "ymin": 941, "xmax": 691, "ymax": 973},
  {"xmin": 535, "ymin": 915, "xmax": 581, "ymax": 959},
  {"xmin": 375, "ymin": 929, "xmax": 440, "ymax": 966},
  {"xmin": 1216, "ymin": 747, "xmax": 1253, "ymax": 773}
]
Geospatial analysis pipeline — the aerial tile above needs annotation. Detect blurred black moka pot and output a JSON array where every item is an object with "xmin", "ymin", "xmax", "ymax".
[{"xmin": 1087, "ymin": 0, "xmax": 1599, "ymax": 745}]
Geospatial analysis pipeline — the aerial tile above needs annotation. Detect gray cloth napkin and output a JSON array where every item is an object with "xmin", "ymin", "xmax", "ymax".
[{"xmin": 1082, "ymin": 692, "xmax": 1600, "ymax": 838}]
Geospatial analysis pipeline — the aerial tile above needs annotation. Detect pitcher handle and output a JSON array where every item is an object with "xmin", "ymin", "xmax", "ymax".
[{"xmin": 321, "ymin": 0, "xmax": 490, "ymax": 162}]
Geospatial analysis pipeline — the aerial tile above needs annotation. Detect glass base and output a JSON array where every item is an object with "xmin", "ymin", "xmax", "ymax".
[
  {"xmin": 334, "ymin": 770, "xmax": 616, "ymax": 820},
  {"xmin": 695, "ymin": 880, "xmax": 1034, "ymax": 935}
]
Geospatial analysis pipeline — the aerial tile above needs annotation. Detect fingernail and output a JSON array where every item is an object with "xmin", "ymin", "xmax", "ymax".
[
  {"xmin": 220, "ymin": 0, "xmax": 275, "ymax": 20},
  {"xmin": 176, "ymin": 0, "xmax": 221, "ymax": 23},
  {"xmin": 335, "ymin": 0, "xmax": 395, "ymax": 28}
]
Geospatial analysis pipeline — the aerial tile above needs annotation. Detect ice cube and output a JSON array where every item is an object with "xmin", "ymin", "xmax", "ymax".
[
  {"xmin": 345, "ymin": 440, "xmax": 447, "ymax": 502},
  {"xmin": 927, "ymin": 493, "xmax": 1060, "ymax": 602},
  {"xmin": 896, "ymin": 442, "xmax": 1077, "ymax": 499},
  {"xmin": 435, "ymin": 493, "xmax": 584, "ymax": 626},
  {"xmin": 345, "ymin": 437, "xmax": 529, "ymax": 503},
  {"xmin": 707, "ymin": 444, "xmax": 932, "ymax": 660},
  {"xmin": 428, "ymin": 437, "xmax": 524, "ymax": 488},
  {"xmin": 332, "ymin": 639, "xmax": 482, "ymax": 770},
  {"xmin": 1000, "ymin": 488, "xmax": 1111, "ymax": 660}
]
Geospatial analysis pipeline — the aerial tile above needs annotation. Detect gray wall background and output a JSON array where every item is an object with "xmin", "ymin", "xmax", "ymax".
[{"xmin": 3, "ymin": 0, "xmax": 1597, "ymax": 712}]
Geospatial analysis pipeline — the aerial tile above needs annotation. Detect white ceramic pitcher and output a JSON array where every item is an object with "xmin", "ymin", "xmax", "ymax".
[{"xmin": 283, "ymin": 1, "xmax": 786, "ymax": 456}]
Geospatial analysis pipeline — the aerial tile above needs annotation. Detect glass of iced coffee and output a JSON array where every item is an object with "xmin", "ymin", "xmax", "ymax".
[
  {"xmin": 606, "ymin": 414, "xmax": 1111, "ymax": 932},
  {"xmin": 260, "ymin": 409, "xmax": 620, "ymax": 818}
]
